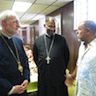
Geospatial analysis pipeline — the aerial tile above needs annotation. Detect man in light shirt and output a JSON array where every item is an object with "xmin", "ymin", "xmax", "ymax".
[{"xmin": 65, "ymin": 20, "xmax": 96, "ymax": 96}]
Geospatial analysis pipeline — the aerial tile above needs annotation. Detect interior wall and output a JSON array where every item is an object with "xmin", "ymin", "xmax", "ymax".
[
  {"xmin": 47, "ymin": 1, "xmax": 80, "ymax": 73},
  {"xmin": 38, "ymin": 16, "xmax": 46, "ymax": 36}
]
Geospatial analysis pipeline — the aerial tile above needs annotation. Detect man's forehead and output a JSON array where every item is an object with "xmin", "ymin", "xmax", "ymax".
[
  {"xmin": 46, "ymin": 20, "xmax": 55, "ymax": 25},
  {"xmin": 47, "ymin": 21, "xmax": 55, "ymax": 24},
  {"xmin": 8, "ymin": 15, "xmax": 16, "ymax": 18}
]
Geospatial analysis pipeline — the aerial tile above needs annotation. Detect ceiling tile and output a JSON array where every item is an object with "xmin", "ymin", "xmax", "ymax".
[
  {"xmin": 27, "ymin": 4, "xmax": 48, "ymax": 13},
  {"xmin": 14, "ymin": 0, "xmax": 36, "ymax": 3},
  {"xmin": 0, "ymin": 0, "xmax": 73, "ymax": 25},
  {"xmin": 41, "ymin": 6, "xmax": 60, "ymax": 15},
  {"xmin": 36, "ymin": 0, "xmax": 57, "ymax": 5},
  {"xmin": 16, "ymin": 12, "xmax": 24, "ymax": 18},
  {"xmin": 0, "ymin": 0, "xmax": 13, "ymax": 10},
  {"xmin": 20, "ymin": 13, "xmax": 36, "ymax": 21},
  {"xmin": 53, "ymin": 0, "xmax": 71, "ymax": 7},
  {"xmin": 31, "ymin": 14, "xmax": 45, "ymax": 20}
]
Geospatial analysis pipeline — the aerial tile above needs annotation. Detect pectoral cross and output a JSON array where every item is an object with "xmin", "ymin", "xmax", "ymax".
[{"xmin": 46, "ymin": 56, "xmax": 51, "ymax": 64}]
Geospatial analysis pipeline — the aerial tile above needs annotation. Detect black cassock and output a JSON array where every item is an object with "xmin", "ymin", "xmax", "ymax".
[{"xmin": 33, "ymin": 34, "xmax": 70, "ymax": 96}]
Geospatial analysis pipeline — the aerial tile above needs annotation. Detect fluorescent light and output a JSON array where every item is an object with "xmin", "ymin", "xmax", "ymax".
[{"xmin": 12, "ymin": 1, "xmax": 32, "ymax": 12}]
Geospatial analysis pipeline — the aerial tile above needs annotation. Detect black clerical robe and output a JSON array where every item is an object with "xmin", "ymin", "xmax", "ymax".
[
  {"xmin": 0, "ymin": 35, "xmax": 30, "ymax": 96},
  {"xmin": 33, "ymin": 34, "xmax": 70, "ymax": 96}
]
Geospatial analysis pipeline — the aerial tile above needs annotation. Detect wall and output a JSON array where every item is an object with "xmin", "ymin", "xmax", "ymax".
[{"xmin": 38, "ymin": 16, "xmax": 46, "ymax": 35}]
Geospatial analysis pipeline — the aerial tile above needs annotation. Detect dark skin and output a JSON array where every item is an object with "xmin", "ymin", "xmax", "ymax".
[{"xmin": 44, "ymin": 17, "xmax": 56, "ymax": 36}]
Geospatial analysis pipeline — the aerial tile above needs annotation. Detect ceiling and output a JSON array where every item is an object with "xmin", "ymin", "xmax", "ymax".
[{"xmin": 0, "ymin": 0, "xmax": 73, "ymax": 26}]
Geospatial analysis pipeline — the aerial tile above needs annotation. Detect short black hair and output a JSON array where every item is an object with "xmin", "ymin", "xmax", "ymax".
[{"xmin": 45, "ymin": 16, "xmax": 56, "ymax": 23}]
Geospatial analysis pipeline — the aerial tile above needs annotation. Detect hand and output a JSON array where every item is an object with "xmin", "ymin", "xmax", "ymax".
[
  {"xmin": 13, "ymin": 80, "xmax": 29, "ymax": 94},
  {"xmin": 21, "ymin": 80, "xmax": 28, "ymax": 90},
  {"xmin": 13, "ymin": 85, "xmax": 25, "ymax": 94},
  {"xmin": 65, "ymin": 75, "xmax": 74, "ymax": 87}
]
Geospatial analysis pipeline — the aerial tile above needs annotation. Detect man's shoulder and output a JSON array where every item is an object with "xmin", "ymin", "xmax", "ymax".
[
  {"xmin": 55, "ymin": 34, "xmax": 65, "ymax": 39},
  {"xmin": 12, "ymin": 35, "xmax": 21, "ymax": 39},
  {"xmin": 12, "ymin": 35, "xmax": 22, "ymax": 43},
  {"xmin": 35, "ymin": 34, "xmax": 44, "ymax": 41}
]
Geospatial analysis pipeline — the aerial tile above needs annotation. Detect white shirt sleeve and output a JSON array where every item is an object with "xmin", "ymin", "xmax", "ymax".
[{"xmin": 8, "ymin": 86, "xmax": 15, "ymax": 95}]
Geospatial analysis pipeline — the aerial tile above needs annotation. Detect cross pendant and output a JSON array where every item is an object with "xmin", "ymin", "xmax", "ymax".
[
  {"xmin": 46, "ymin": 56, "xmax": 51, "ymax": 64},
  {"xmin": 18, "ymin": 61, "xmax": 23, "ymax": 75}
]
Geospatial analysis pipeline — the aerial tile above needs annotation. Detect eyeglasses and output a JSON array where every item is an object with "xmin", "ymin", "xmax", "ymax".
[
  {"xmin": 8, "ymin": 19, "xmax": 20, "ymax": 24},
  {"xmin": 12, "ymin": 20, "xmax": 20, "ymax": 24}
]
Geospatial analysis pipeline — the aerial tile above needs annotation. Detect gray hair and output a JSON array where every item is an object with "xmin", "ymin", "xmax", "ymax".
[
  {"xmin": 0, "ymin": 10, "xmax": 19, "ymax": 26},
  {"xmin": 84, "ymin": 20, "xmax": 96, "ymax": 34}
]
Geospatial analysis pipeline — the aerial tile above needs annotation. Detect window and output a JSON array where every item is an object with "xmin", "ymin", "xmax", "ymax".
[{"xmin": 74, "ymin": 0, "xmax": 96, "ymax": 30}]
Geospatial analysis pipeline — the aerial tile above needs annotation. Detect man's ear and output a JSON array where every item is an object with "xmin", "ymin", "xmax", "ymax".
[
  {"xmin": 44, "ymin": 24, "xmax": 47, "ymax": 28},
  {"xmin": 86, "ymin": 28, "xmax": 90, "ymax": 33},
  {"xmin": 2, "ymin": 20, "xmax": 6, "ymax": 27}
]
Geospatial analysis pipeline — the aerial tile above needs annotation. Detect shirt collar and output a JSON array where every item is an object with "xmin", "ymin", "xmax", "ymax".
[
  {"xmin": 1, "ymin": 32, "xmax": 12, "ymax": 39},
  {"xmin": 45, "ymin": 32, "xmax": 55, "ymax": 37},
  {"xmin": 89, "ymin": 38, "xmax": 96, "ymax": 47},
  {"xmin": 82, "ymin": 38, "xmax": 96, "ymax": 49}
]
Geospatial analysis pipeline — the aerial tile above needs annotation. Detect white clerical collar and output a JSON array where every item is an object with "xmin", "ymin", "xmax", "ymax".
[{"xmin": 1, "ymin": 32, "xmax": 12, "ymax": 39}]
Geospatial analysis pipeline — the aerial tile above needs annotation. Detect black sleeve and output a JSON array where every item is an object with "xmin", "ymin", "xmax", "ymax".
[
  {"xmin": 33, "ymin": 42, "xmax": 38, "ymax": 66},
  {"xmin": 0, "ymin": 76, "xmax": 13, "ymax": 96},
  {"xmin": 64, "ymin": 38, "xmax": 70, "ymax": 67}
]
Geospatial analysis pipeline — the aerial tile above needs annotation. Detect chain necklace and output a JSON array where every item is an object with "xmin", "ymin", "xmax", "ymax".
[
  {"xmin": 1, "ymin": 33, "xmax": 23, "ymax": 75},
  {"xmin": 44, "ymin": 34, "xmax": 55, "ymax": 64}
]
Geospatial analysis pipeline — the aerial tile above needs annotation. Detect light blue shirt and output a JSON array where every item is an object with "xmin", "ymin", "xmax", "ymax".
[{"xmin": 75, "ymin": 39, "xmax": 96, "ymax": 96}]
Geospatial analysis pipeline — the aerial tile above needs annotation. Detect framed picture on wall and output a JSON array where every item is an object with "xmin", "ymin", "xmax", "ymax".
[{"xmin": 54, "ymin": 14, "xmax": 61, "ymax": 35}]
